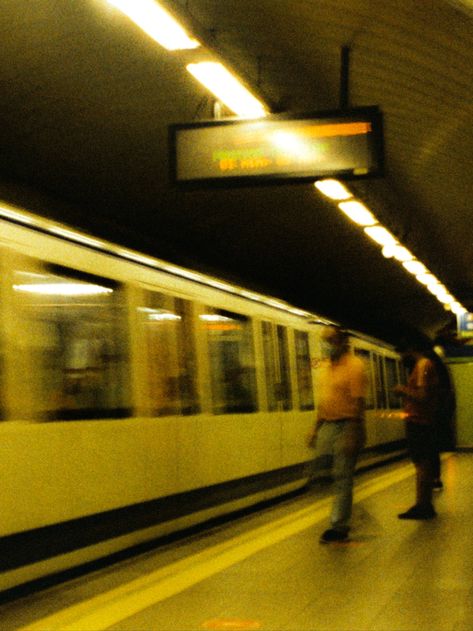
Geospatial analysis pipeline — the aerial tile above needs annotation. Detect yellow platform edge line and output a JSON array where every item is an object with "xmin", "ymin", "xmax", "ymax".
[{"xmin": 19, "ymin": 461, "xmax": 419, "ymax": 631}]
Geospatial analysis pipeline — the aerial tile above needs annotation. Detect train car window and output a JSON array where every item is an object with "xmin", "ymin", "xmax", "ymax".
[
  {"xmin": 261, "ymin": 322, "xmax": 293, "ymax": 411},
  {"xmin": 202, "ymin": 308, "xmax": 257, "ymax": 414},
  {"xmin": 374, "ymin": 354, "xmax": 387, "ymax": 409},
  {"xmin": 276, "ymin": 325, "xmax": 292, "ymax": 411},
  {"xmin": 262, "ymin": 321, "xmax": 278, "ymax": 411},
  {"xmin": 13, "ymin": 266, "xmax": 131, "ymax": 420},
  {"xmin": 385, "ymin": 357, "xmax": 401, "ymax": 409},
  {"xmin": 354, "ymin": 348, "xmax": 375, "ymax": 409},
  {"xmin": 294, "ymin": 330, "xmax": 314, "ymax": 410},
  {"xmin": 139, "ymin": 293, "xmax": 199, "ymax": 416}
]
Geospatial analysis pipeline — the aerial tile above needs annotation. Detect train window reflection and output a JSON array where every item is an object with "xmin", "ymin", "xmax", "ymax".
[
  {"xmin": 262, "ymin": 322, "xmax": 292, "ymax": 412},
  {"xmin": 262, "ymin": 321, "xmax": 277, "ymax": 411},
  {"xmin": 295, "ymin": 330, "xmax": 314, "ymax": 410},
  {"xmin": 374, "ymin": 354, "xmax": 387, "ymax": 409},
  {"xmin": 276, "ymin": 325, "xmax": 292, "ymax": 411},
  {"xmin": 203, "ymin": 308, "xmax": 257, "ymax": 414},
  {"xmin": 13, "ymin": 267, "xmax": 131, "ymax": 420},
  {"xmin": 139, "ymin": 293, "xmax": 199, "ymax": 416},
  {"xmin": 385, "ymin": 357, "xmax": 401, "ymax": 408}
]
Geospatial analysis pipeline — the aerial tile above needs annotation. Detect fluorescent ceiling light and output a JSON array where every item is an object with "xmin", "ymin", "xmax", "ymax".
[
  {"xmin": 338, "ymin": 201, "xmax": 377, "ymax": 226},
  {"xmin": 314, "ymin": 179, "xmax": 352, "ymax": 200},
  {"xmin": 390, "ymin": 245, "xmax": 414, "ymax": 262},
  {"xmin": 416, "ymin": 273, "xmax": 438, "ymax": 286},
  {"xmin": 451, "ymin": 303, "xmax": 466, "ymax": 315},
  {"xmin": 200, "ymin": 314, "xmax": 233, "ymax": 322},
  {"xmin": 364, "ymin": 226, "xmax": 397, "ymax": 246},
  {"xmin": 108, "ymin": 0, "xmax": 200, "ymax": 50},
  {"xmin": 382, "ymin": 243, "xmax": 414, "ymax": 260},
  {"xmin": 13, "ymin": 283, "xmax": 113, "ymax": 296},
  {"xmin": 428, "ymin": 283, "xmax": 447, "ymax": 296},
  {"xmin": 436, "ymin": 292, "xmax": 455, "ymax": 304},
  {"xmin": 149, "ymin": 312, "xmax": 181, "ymax": 321},
  {"xmin": 403, "ymin": 260, "xmax": 427, "ymax": 275},
  {"xmin": 186, "ymin": 62, "xmax": 267, "ymax": 119}
]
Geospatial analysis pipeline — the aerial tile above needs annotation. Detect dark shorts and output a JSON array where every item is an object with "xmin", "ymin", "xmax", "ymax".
[{"xmin": 406, "ymin": 421, "xmax": 437, "ymax": 463}]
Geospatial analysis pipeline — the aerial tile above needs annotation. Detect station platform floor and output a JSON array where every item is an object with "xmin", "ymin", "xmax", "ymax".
[{"xmin": 2, "ymin": 453, "xmax": 473, "ymax": 631}]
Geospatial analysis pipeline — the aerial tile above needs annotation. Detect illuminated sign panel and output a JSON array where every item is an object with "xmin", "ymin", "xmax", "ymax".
[
  {"xmin": 170, "ymin": 107, "xmax": 383, "ymax": 186},
  {"xmin": 458, "ymin": 312, "xmax": 473, "ymax": 338}
]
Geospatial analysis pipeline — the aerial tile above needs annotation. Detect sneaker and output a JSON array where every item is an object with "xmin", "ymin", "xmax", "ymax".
[
  {"xmin": 398, "ymin": 505, "xmax": 437, "ymax": 520},
  {"xmin": 320, "ymin": 528, "xmax": 349, "ymax": 543},
  {"xmin": 433, "ymin": 479, "xmax": 443, "ymax": 490}
]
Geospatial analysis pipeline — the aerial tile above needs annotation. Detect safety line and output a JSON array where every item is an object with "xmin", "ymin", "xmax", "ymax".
[{"xmin": 19, "ymin": 462, "xmax": 417, "ymax": 631}]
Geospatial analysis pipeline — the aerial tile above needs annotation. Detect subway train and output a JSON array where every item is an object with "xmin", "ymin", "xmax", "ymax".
[{"xmin": 0, "ymin": 203, "xmax": 406, "ymax": 594}]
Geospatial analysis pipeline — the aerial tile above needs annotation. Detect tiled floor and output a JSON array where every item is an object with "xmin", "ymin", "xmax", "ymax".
[{"xmin": 2, "ymin": 453, "xmax": 472, "ymax": 631}]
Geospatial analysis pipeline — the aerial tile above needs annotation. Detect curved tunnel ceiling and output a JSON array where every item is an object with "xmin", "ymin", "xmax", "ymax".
[{"xmin": 0, "ymin": 0, "xmax": 472, "ymax": 345}]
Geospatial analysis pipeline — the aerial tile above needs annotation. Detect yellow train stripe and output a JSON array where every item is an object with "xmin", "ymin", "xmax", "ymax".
[{"xmin": 19, "ymin": 462, "xmax": 418, "ymax": 631}]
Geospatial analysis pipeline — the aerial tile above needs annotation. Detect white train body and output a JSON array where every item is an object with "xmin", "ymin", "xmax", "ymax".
[{"xmin": 0, "ymin": 205, "xmax": 405, "ymax": 593}]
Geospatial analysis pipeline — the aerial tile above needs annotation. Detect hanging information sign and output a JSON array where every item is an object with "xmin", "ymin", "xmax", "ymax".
[{"xmin": 170, "ymin": 106, "xmax": 383, "ymax": 187}]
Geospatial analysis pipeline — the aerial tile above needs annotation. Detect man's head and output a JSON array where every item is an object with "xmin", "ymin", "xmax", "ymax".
[{"xmin": 321, "ymin": 326, "xmax": 349, "ymax": 360}]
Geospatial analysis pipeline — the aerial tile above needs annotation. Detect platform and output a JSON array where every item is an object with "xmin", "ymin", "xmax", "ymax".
[{"xmin": 2, "ymin": 454, "xmax": 472, "ymax": 631}]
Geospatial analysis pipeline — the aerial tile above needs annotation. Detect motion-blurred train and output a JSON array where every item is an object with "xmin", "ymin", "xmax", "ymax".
[{"xmin": 0, "ymin": 203, "xmax": 406, "ymax": 594}]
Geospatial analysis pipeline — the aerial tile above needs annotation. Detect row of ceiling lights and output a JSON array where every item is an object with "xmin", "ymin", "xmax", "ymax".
[
  {"xmin": 107, "ymin": 1, "xmax": 467, "ymax": 319},
  {"xmin": 314, "ymin": 180, "xmax": 467, "ymax": 316},
  {"xmin": 107, "ymin": 0, "xmax": 267, "ymax": 118}
]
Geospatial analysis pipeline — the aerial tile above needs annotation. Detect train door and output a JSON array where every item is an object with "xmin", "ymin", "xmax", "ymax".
[
  {"xmin": 136, "ymin": 291, "xmax": 199, "ymax": 416},
  {"xmin": 0, "ymin": 250, "xmax": 9, "ymax": 420},
  {"xmin": 202, "ymin": 307, "xmax": 258, "ymax": 414},
  {"xmin": 261, "ymin": 321, "xmax": 292, "ymax": 412},
  {"xmin": 385, "ymin": 356, "xmax": 402, "ymax": 410},
  {"xmin": 374, "ymin": 353, "xmax": 388, "ymax": 410},
  {"xmin": 3, "ymin": 253, "xmax": 47, "ymax": 419},
  {"xmin": 294, "ymin": 330, "xmax": 314, "ymax": 411}
]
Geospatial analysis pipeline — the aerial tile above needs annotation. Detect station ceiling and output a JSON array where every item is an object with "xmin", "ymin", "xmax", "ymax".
[{"xmin": 1, "ymin": 0, "xmax": 472, "ymax": 345}]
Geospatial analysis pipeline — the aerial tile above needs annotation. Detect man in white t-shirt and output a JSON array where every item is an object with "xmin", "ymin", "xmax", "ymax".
[{"xmin": 308, "ymin": 326, "xmax": 367, "ymax": 543}]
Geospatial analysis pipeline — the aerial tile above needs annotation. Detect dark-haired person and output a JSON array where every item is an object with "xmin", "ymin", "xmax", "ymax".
[
  {"xmin": 394, "ymin": 345, "xmax": 440, "ymax": 519},
  {"xmin": 308, "ymin": 326, "xmax": 367, "ymax": 543}
]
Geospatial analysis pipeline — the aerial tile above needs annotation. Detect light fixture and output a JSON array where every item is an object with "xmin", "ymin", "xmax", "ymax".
[
  {"xmin": 313, "ymin": 177, "xmax": 469, "ymax": 317},
  {"xmin": 416, "ymin": 273, "xmax": 438, "ymax": 286},
  {"xmin": 364, "ymin": 226, "xmax": 397, "ymax": 247},
  {"xmin": 200, "ymin": 314, "xmax": 233, "ymax": 322},
  {"xmin": 402, "ymin": 260, "xmax": 427, "ymax": 275},
  {"xmin": 13, "ymin": 283, "xmax": 113, "ymax": 296},
  {"xmin": 338, "ymin": 201, "xmax": 377, "ymax": 226},
  {"xmin": 391, "ymin": 245, "xmax": 414, "ymax": 262},
  {"xmin": 148, "ymin": 312, "xmax": 181, "ymax": 321},
  {"xmin": 108, "ymin": 0, "xmax": 200, "ymax": 50},
  {"xmin": 186, "ymin": 62, "xmax": 267, "ymax": 119},
  {"xmin": 314, "ymin": 179, "xmax": 352, "ymax": 200},
  {"xmin": 436, "ymin": 291, "xmax": 455, "ymax": 305},
  {"xmin": 427, "ymin": 283, "xmax": 447, "ymax": 296},
  {"xmin": 451, "ymin": 302, "xmax": 467, "ymax": 315}
]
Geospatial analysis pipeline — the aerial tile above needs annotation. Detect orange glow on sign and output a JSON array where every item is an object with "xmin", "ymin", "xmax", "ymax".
[{"xmin": 304, "ymin": 121, "xmax": 372, "ymax": 138}]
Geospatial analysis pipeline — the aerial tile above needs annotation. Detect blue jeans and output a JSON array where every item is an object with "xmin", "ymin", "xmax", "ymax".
[{"xmin": 312, "ymin": 419, "xmax": 365, "ymax": 531}]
